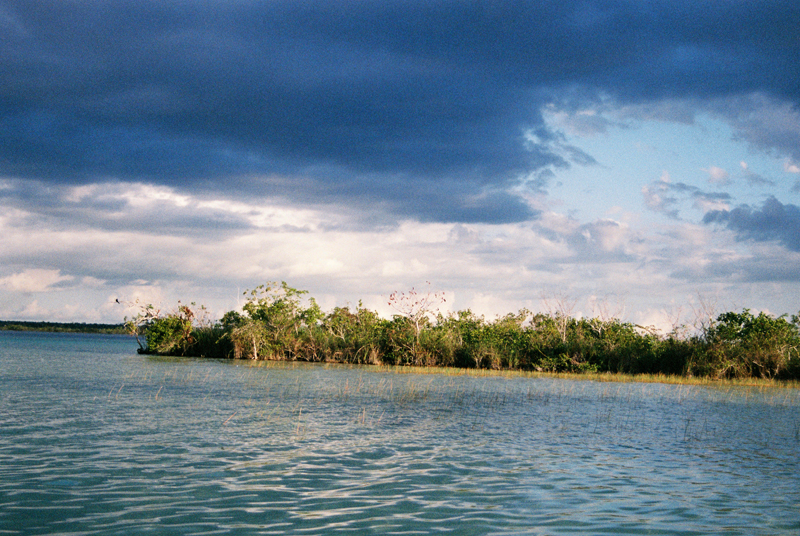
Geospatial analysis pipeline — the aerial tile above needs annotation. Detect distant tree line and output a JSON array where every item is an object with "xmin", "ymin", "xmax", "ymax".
[
  {"xmin": 0, "ymin": 320, "xmax": 127, "ymax": 334},
  {"xmin": 125, "ymin": 282, "xmax": 800, "ymax": 381}
]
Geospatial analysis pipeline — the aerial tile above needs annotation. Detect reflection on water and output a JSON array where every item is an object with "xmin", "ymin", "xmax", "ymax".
[{"xmin": 1, "ymin": 331, "xmax": 799, "ymax": 535}]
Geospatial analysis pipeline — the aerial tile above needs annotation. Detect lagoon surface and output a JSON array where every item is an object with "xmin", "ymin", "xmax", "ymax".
[{"xmin": 1, "ymin": 331, "xmax": 799, "ymax": 535}]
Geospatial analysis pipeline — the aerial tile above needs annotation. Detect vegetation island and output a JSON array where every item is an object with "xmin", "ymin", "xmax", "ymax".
[{"xmin": 125, "ymin": 282, "xmax": 800, "ymax": 382}]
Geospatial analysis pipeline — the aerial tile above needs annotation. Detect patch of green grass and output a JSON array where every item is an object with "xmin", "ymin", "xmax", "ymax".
[{"xmin": 371, "ymin": 365, "xmax": 800, "ymax": 388}]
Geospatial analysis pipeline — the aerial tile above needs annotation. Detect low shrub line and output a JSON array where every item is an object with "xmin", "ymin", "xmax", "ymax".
[{"xmin": 125, "ymin": 282, "xmax": 800, "ymax": 381}]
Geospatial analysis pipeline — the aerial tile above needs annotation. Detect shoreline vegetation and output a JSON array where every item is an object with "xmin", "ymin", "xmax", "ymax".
[
  {"xmin": 0, "ymin": 320, "xmax": 127, "ymax": 334},
  {"xmin": 375, "ymin": 365, "xmax": 800, "ymax": 389},
  {"xmin": 124, "ymin": 282, "xmax": 800, "ymax": 384}
]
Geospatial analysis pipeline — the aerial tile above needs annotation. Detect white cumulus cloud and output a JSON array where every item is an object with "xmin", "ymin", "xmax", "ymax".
[
  {"xmin": 0, "ymin": 269, "xmax": 73, "ymax": 293},
  {"xmin": 705, "ymin": 166, "xmax": 730, "ymax": 185}
]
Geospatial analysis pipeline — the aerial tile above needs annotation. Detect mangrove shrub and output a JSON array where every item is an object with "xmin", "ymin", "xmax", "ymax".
[{"xmin": 127, "ymin": 284, "xmax": 800, "ymax": 380}]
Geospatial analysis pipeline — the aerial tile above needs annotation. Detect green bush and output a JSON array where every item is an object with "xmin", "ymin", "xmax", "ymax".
[
  {"xmin": 691, "ymin": 309, "xmax": 800, "ymax": 379},
  {"xmin": 126, "ymin": 285, "xmax": 800, "ymax": 381},
  {"xmin": 142, "ymin": 306, "xmax": 194, "ymax": 355},
  {"xmin": 319, "ymin": 305, "xmax": 385, "ymax": 364}
]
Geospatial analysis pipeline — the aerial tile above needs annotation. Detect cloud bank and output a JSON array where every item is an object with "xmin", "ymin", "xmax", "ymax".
[
  {"xmin": 2, "ymin": 0, "xmax": 798, "ymax": 222},
  {"xmin": 1, "ymin": 1, "xmax": 800, "ymax": 325},
  {"xmin": 703, "ymin": 197, "xmax": 800, "ymax": 252}
]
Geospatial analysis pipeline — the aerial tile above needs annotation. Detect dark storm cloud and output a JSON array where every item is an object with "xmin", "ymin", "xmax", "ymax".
[
  {"xmin": 703, "ymin": 197, "xmax": 800, "ymax": 252},
  {"xmin": 1, "ymin": 0, "xmax": 798, "ymax": 223}
]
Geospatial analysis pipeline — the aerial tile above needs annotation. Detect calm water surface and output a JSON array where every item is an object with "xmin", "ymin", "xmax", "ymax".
[{"xmin": 1, "ymin": 331, "xmax": 799, "ymax": 535}]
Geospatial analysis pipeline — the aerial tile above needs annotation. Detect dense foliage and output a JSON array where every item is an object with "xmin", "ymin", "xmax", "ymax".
[{"xmin": 127, "ymin": 283, "xmax": 800, "ymax": 380}]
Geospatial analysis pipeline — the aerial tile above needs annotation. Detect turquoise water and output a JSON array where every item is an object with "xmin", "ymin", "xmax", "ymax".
[{"xmin": 1, "ymin": 331, "xmax": 799, "ymax": 535}]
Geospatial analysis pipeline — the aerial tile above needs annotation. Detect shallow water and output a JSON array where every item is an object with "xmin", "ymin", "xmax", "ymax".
[{"xmin": 1, "ymin": 331, "xmax": 799, "ymax": 535}]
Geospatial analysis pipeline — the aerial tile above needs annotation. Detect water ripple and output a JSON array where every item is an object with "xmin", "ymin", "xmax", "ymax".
[{"xmin": 1, "ymin": 332, "xmax": 799, "ymax": 535}]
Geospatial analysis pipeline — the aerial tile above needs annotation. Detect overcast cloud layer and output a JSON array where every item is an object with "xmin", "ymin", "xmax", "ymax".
[{"xmin": 1, "ymin": 0, "xmax": 799, "ymax": 327}]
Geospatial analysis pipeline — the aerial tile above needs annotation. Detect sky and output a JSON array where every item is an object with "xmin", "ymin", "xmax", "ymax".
[{"xmin": 1, "ymin": 0, "xmax": 799, "ymax": 331}]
